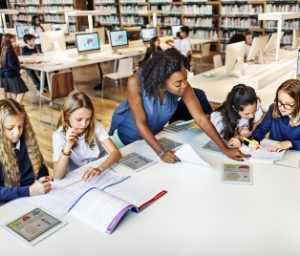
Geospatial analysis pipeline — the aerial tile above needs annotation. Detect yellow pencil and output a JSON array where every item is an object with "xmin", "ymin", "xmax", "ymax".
[{"xmin": 243, "ymin": 138, "xmax": 262, "ymax": 149}]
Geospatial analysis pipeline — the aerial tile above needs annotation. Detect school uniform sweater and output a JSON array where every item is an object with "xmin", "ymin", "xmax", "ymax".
[
  {"xmin": 2, "ymin": 48, "xmax": 22, "ymax": 79},
  {"xmin": 0, "ymin": 137, "xmax": 49, "ymax": 204},
  {"xmin": 251, "ymin": 104, "xmax": 300, "ymax": 150},
  {"xmin": 21, "ymin": 45, "xmax": 38, "ymax": 56}
]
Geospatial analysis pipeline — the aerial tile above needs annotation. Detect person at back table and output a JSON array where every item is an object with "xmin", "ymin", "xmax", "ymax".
[
  {"xmin": 135, "ymin": 36, "xmax": 163, "ymax": 71},
  {"xmin": 165, "ymin": 31, "xmax": 182, "ymax": 51},
  {"xmin": 109, "ymin": 48, "xmax": 249, "ymax": 163},
  {"xmin": 29, "ymin": 15, "xmax": 44, "ymax": 53},
  {"xmin": 179, "ymin": 26, "xmax": 192, "ymax": 61}
]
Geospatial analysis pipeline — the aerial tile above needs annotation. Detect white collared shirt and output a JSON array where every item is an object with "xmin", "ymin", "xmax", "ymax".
[{"xmin": 13, "ymin": 140, "xmax": 21, "ymax": 150}]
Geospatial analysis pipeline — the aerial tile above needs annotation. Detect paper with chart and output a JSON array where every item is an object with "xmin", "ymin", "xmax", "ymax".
[
  {"xmin": 16, "ymin": 161, "xmax": 129, "ymax": 218},
  {"xmin": 249, "ymin": 140, "xmax": 285, "ymax": 162},
  {"xmin": 175, "ymin": 144, "xmax": 211, "ymax": 166},
  {"xmin": 158, "ymin": 137, "xmax": 183, "ymax": 151},
  {"xmin": 118, "ymin": 152, "xmax": 157, "ymax": 172},
  {"xmin": 221, "ymin": 163, "xmax": 252, "ymax": 185},
  {"xmin": 163, "ymin": 120, "xmax": 193, "ymax": 134}
]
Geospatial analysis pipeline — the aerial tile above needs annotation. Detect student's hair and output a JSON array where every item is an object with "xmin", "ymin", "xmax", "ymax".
[
  {"xmin": 141, "ymin": 48, "xmax": 192, "ymax": 99},
  {"xmin": 149, "ymin": 36, "xmax": 162, "ymax": 56},
  {"xmin": 94, "ymin": 21, "xmax": 101, "ymax": 28},
  {"xmin": 57, "ymin": 91, "xmax": 96, "ymax": 149},
  {"xmin": 0, "ymin": 33, "xmax": 19, "ymax": 68},
  {"xmin": 0, "ymin": 33, "xmax": 3, "ymax": 54},
  {"xmin": 31, "ymin": 15, "xmax": 44, "ymax": 32},
  {"xmin": 244, "ymin": 31, "xmax": 252, "ymax": 37},
  {"xmin": 0, "ymin": 99, "xmax": 44, "ymax": 186},
  {"xmin": 23, "ymin": 34, "xmax": 35, "ymax": 44},
  {"xmin": 176, "ymin": 31, "xmax": 182, "ymax": 39},
  {"xmin": 273, "ymin": 79, "xmax": 300, "ymax": 126},
  {"xmin": 229, "ymin": 34, "xmax": 245, "ymax": 44},
  {"xmin": 215, "ymin": 84, "xmax": 258, "ymax": 140},
  {"xmin": 180, "ymin": 26, "xmax": 189, "ymax": 36}
]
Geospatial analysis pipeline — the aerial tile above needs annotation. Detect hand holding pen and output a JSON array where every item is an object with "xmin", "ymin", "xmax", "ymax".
[
  {"xmin": 64, "ymin": 121, "xmax": 78, "ymax": 149},
  {"xmin": 245, "ymin": 138, "xmax": 262, "ymax": 151}
]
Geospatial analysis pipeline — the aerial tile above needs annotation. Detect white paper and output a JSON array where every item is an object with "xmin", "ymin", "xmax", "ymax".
[
  {"xmin": 274, "ymin": 150, "xmax": 300, "ymax": 168},
  {"xmin": 175, "ymin": 144, "xmax": 211, "ymax": 166},
  {"xmin": 248, "ymin": 140, "xmax": 285, "ymax": 162}
]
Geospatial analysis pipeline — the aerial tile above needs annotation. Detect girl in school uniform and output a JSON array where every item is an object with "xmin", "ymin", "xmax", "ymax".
[
  {"xmin": 0, "ymin": 33, "xmax": 27, "ymax": 104},
  {"xmin": 52, "ymin": 91, "xmax": 121, "ymax": 181},
  {"xmin": 248, "ymin": 79, "xmax": 300, "ymax": 152},
  {"xmin": 109, "ymin": 48, "xmax": 249, "ymax": 163},
  {"xmin": 0, "ymin": 99, "xmax": 52, "ymax": 206},
  {"xmin": 29, "ymin": 15, "xmax": 44, "ymax": 53},
  {"xmin": 210, "ymin": 84, "xmax": 263, "ymax": 148}
]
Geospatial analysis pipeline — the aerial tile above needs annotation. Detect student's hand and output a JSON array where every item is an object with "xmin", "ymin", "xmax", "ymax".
[
  {"xmin": 81, "ymin": 167, "xmax": 103, "ymax": 182},
  {"xmin": 223, "ymin": 147, "xmax": 250, "ymax": 161},
  {"xmin": 269, "ymin": 141, "xmax": 292, "ymax": 152},
  {"xmin": 38, "ymin": 176, "xmax": 53, "ymax": 183},
  {"xmin": 20, "ymin": 69, "xmax": 26, "ymax": 75},
  {"xmin": 160, "ymin": 150, "xmax": 180, "ymax": 163},
  {"xmin": 228, "ymin": 138, "xmax": 242, "ymax": 148},
  {"xmin": 65, "ymin": 127, "xmax": 78, "ymax": 147},
  {"xmin": 29, "ymin": 180, "xmax": 52, "ymax": 196},
  {"xmin": 248, "ymin": 140, "xmax": 260, "ymax": 151}
]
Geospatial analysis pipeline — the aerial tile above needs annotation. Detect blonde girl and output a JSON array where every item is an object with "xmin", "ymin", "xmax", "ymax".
[
  {"xmin": 53, "ymin": 91, "xmax": 121, "ymax": 181},
  {"xmin": 0, "ymin": 99, "xmax": 51, "ymax": 205},
  {"xmin": 249, "ymin": 79, "xmax": 300, "ymax": 151},
  {"xmin": 0, "ymin": 33, "xmax": 27, "ymax": 104}
]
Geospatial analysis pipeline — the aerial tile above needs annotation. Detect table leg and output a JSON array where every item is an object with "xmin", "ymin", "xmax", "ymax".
[{"xmin": 94, "ymin": 63, "xmax": 103, "ymax": 90}]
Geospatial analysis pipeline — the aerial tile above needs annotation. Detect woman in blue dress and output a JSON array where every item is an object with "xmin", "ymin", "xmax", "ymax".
[{"xmin": 109, "ymin": 48, "xmax": 248, "ymax": 163}]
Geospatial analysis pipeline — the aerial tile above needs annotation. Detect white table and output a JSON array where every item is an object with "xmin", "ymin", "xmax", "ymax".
[{"xmin": 1, "ymin": 129, "xmax": 300, "ymax": 255}]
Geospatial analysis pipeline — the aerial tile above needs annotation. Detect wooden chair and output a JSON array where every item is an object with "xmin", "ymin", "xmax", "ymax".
[
  {"xmin": 102, "ymin": 57, "xmax": 133, "ymax": 101},
  {"xmin": 192, "ymin": 43, "xmax": 211, "ymax": 72},
  {"xmin": 213, "ymin": 54, "xmax": 223, "ymax": 69},
  {"xmin": 39, "ymin": 71, "xmax": 75, "ymax": 129}
]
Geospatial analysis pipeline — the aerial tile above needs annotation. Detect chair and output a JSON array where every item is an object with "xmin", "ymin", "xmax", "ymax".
[
  {"xmin": 213, "ymin": 54, "xmax": 223, "ymax": 69},
  {"xmin": 102, "ymin": 57, "xmax": 133, "ymax": 101},
  {"xmin": 39, "ymin": 71, "xmax": 75, "ymax": 129},
  {"xmin": 192, "ymin": 43, "xmax": 211, "ymax": 72}
]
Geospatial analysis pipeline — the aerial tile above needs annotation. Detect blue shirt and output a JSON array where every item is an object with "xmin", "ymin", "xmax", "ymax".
[
  {"xmin": 251, "ymin": 104, "xmax": 300, "ymax": 150},
  {"xmin": 21, "ymin": 45, "xmax": 38, "ymax": 56},
  {"xmin": 0, "ymin": 137, "xmax": 49, "ymax": 204},
  {"xmin": 109, "ymin": 71, "xmax": 180, "ymax": 145}
]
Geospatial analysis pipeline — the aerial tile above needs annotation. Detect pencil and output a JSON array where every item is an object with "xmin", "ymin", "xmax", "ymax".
[{"xmin": 243, "ymin": 138, "xmax": 262, "ymax": 149}]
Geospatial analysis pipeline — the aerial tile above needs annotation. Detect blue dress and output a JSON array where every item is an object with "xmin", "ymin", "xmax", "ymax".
[{"xmin": 109, "ymin": 71, "xmax": 180, "ymax": 145}]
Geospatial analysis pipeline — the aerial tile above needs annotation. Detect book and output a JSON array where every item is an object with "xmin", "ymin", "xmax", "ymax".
[
  {"xmin": 221, "ymin": 163, "xmax": 253, "ymax": 185},
  {"xmin": 157, "ymin": 137, "xmax": 183, "ymax": 151},
  {"xmin": 16, "ymin": 159, "xmax": 166, "ymax": 235},
  {"xmin": 1, "ymin": 208, "xmax": 67, "ymax": 246},
  {"xmin": 118, "ymin": 152, "xmax": 157, "ymax": 172},
  {"xmin": 163, "ymin": 120, "xmax": 193, "ymax": 134},
  {"xmin": 69, "ymin": 177, "xmax": 167, "ymax": 235},
  {"xmin": 175, "ymin": 144, "xmax": 211, "ymax": 166}
]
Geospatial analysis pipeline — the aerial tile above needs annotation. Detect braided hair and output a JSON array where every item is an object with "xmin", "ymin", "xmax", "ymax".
[{"xmin": 141, "ymin": 48, "xmax": 191, "ymax": 99}]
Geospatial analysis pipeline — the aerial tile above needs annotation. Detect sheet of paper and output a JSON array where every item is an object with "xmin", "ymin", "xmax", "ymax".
[
  {"xmin": 274, "ymin": 150, "xmax": 300, "ymax": 168},
  {"xmin": 248, "ymin": 140, "xmax": 285, "ymax": 162},
  {"xmin": 118, "ymin": 152, "xmax": 157, "ymax": 172},
  {"xmin": 175, "ymin": 144, "xmax": 211, "ymax": 166}
]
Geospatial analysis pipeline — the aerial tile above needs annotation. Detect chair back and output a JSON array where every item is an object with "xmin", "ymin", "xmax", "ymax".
[
  {"xmin": 202, "ymin": 43, "xmax": 210, "ymax": 57},
  {"xmin": 213, "ymin": 54, "xmax": 223, "ymax": 69},
  {"xmin": 118, "ymin": 58, "xmax": 133, "ymax": 76},
  {"xmin": 50, "ymin": 72, "xmax": 75, "ymax": 100}
]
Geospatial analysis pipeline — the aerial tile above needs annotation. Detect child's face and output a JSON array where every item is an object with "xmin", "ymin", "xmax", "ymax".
[
  {"xmin": 180, "ymin": 30, "xmax": 187, "ymax": 38},
  {"xmin": 276, "ymin": 90, "xmax": 295, "ymax": 116},
  {"xmin": 246, "ymin": 34, "xmax": 253, "ymax": 45},
  {"xmin": 3, "ymin": 114, "xmax": 24, "ymax": 145},
  {"xmin": 237, "ymin": 102, "xmax": 257, "ymax": 119},
  {"xmin": 27, "ymin": 38, "xmax": 35, "ymax": 47},
  {"xmin": 155, "ymin": 39, "xmax": 160, "ymax": 47},
  {"xmin": 35, "ymin": 18, "xmax": 40, "ymax": 25},
  {"xmin": 67, "ymin": 107, "xmax": 92, "ymax": 134},
  {"xmin": 10, "ymin": 37, "xmax": 16, "ymax": 49}
]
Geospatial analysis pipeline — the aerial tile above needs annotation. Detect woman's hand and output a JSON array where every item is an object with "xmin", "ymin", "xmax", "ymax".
[
  {"xmin": 248, "ymin": 140, "xmax": 260, "ymax": 151},
  {"xmin": 228, "ymin": 138, "xmax": 242, "ymax": 148},
  {"xmin": 81, "ymin": 167, "xmax": 103, "ymax": 182},
  {"xmin": 160, "ymin": 150, "xmax": 180, "ymax": 163},
  {"xmin": 29, "ymin": 177, "xmax": 52, "ymax": 196},
  {"xmin": 223, "ymin": 147, "xmax": 250, "ymax": 161},
  {"xmin": 269, "ymin": 141, "xmax": 292, "ymax": 152}
]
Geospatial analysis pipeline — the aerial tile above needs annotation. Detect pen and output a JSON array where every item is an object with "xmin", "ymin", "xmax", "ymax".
[
  {"xmin": 243, "ymin": 138, "xmax": 262, "ymax": 149},
  {"xmin": 175, "ymin": 119, "xmax": 194, "ymax": 127}
]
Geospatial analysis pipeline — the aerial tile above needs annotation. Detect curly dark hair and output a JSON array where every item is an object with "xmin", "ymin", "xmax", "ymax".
[
  {"xmin": 141, "ymin": 48, "xmax": 192, "ymax": 99},
  {"xmin": 215, "ymin": 84, "xmax": 258, "ymax": 139}
]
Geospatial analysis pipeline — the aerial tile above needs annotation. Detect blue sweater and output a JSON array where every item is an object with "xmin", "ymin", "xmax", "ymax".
[
  {"xmin": 21, "ymin": 45, "xmax": 38, "ymax": 56},
  {"xmin": 0, "ymin": 137, "xmax": 49, "ymax": 204},
  {"xmin": 251, "ymin": 104, "xmax": 300, "ymax": 150},
  {"xmin": 2, "ymin": 48, "xmax": 22, "ymax": 79}
]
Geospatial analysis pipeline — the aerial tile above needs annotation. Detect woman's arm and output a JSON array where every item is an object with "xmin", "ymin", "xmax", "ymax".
[
  {"xmin": 127, "ymin": 74, "xmax": 179, "ymax": 163},
  {"xmin": 81, "ymin": 138, "xmax": 122, "ymax": 181},
  {"xmin": 182, "ymin": 84, "xmax": 249, "ymax": 161}
]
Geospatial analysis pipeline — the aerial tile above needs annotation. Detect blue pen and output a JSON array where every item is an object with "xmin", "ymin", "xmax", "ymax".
[{"xmin": 175, "ymin": 119, "xmax": 195, "ymax": 127}]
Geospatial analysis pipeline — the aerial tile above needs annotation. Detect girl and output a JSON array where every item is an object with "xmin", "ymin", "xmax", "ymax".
[
  {"xmin": 109, "ymin": 48, "xmax": 249, "ymax": 163},
  {"xmin": 244, "ymin": 31, "xmax": 253, "ymax": 58},
  {"xmin": 249, "ymin": 79, "xmax": 300, "ymax": 152},
  {"xmin": 210, "ymin": 84, "xmax": 263, "ymax": 148},
  {"xmin": 53, "ymin": 91, "xmax": 121, "ymax": 181},
  {"xmin": 135, "ymin": 36, "xmax": 163, "ymax": 71},
  {"xmin": 166, "ymin": 31, "xmax": 182, "ymax": 51},
  {"xmin": 0, "ymin": 33, "xmax": 27, "ymax": 104},
  {"xmin": 0, "ymin": 99, "xmax": 52, "ymax": 205},
  {"xmin": 29, "ymin": 15, "xmax": 44, "ymax": 53}
]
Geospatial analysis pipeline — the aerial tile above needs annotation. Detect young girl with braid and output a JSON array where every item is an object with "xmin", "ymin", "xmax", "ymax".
[
  {"xmin": 0, "ymin": 99, "xmax": 52, "ymax": 206},
  {"xmin": 109, "ymin": 48, "xmax": 249, "ymax": 163}
]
